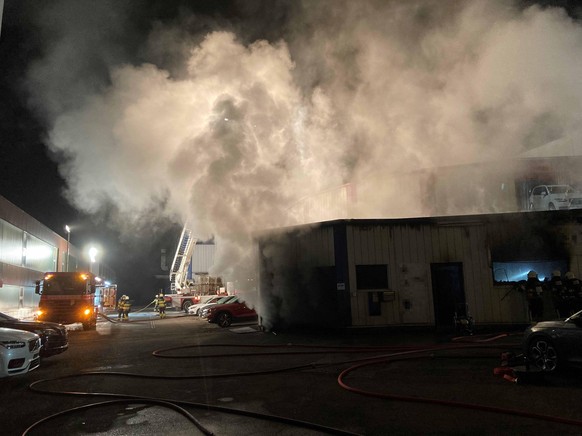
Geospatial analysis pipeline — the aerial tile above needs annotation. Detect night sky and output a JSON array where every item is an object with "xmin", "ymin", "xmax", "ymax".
[{"xmin": 0, "ymin": 1, "xmax": 239, "ymax": 300}]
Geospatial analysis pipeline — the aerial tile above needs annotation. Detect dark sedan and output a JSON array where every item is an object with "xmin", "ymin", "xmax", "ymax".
[
  {"xmin": 0, "ymin": 312, "xmax": 68, "ymax": 357},
  {"xmin": 523, "ymin": 309, "xmax": 582, "ymax": 372}
]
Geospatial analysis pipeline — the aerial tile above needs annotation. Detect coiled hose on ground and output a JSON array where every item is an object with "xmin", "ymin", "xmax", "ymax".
[{"xmin": 22, "ymin": 332, "xmax": 582, "ymax": 434}]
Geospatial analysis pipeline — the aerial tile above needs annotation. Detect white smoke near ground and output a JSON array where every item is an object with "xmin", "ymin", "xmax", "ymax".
[{"xmin": 25, "ymin": 0, "xmax": 582, "ymax": 290}]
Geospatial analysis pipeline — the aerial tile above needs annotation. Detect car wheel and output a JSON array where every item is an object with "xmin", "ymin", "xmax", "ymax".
[
  {"xmin": 548, "ymin": 203, "xmax": 556, "ymax": 210},
  {"xmin": 528, "ymin": 337, "xmax": 558, "ymax": 372},
  {"xmin": 182, "ymin": 301, "xmax": 192, "ymax": 312},
  {"xmin": 216, "ymin": 312, "xmax": 232, "ymax": 328}
]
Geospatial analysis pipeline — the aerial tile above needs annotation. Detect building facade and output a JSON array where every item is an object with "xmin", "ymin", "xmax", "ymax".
[
  {"xmin": 0, "ymin": 195, "xmax": 113, "ymax": 318},
  {"xmin": 257, "ymin": 210, "xmax": 582, "ymax": 330}
]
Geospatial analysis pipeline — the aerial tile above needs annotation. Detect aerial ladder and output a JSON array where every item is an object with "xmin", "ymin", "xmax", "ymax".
[{"xmin": 169, "ymin": 225, "xmax": 197, "ymax": 293}]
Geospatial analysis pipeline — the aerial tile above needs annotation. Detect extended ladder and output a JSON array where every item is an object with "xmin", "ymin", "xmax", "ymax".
[{"xmin": 169, "ymin": 225, "xmax": 197, "ymax": 292}]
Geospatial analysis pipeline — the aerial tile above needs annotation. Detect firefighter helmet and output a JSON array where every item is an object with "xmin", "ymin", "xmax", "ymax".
[
  {"xmin": 527, "ymin": 271, "xmax": 538, "ymax": 279},
  {"xmin": 552, "ymin": 270, "xmax": 561, "ymax": 278}
]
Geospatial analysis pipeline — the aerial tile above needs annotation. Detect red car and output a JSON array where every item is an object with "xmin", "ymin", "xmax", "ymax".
[{"xmin": 205, "ymin": 297, "xmax": 257, "ymax": 328}]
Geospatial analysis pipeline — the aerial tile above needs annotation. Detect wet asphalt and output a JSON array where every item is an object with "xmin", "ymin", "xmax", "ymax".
[{"xmin": 2, "ymin": 309, "xmax": 582, "ymax": 435}]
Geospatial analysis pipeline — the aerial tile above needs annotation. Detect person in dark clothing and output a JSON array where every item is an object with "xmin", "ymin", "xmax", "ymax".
[
  {"xmin": 565, "ymin": 271, "xmax": 582, "ymax": 314},
  {"xmin": 549, "ymin": 270, "xmax": 568, "ymax": 317},
  {"xmin": 519, "ymin": 271, "xmax": 544, "ymax": 322}
]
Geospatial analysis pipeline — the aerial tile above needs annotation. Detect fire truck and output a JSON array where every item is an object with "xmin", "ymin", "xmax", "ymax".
[
  {"xmin": 164, "ymin": 276, "xmax": 224, "ymax": 311},
  {"xmin": 35, "ymin": 272, "xmax": 100, "ymax": 330}
]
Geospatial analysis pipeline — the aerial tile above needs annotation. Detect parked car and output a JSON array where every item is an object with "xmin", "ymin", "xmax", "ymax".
[
  {"xmin": 569, "ymin": 195, "xmax": 582, "ymax": 210},
  {"xmin": 198, "ymin": 295, "xmax": 238, "ymax": 318},
  {"xmin": 0, "ymin": 327, "xmax": 41, "ymax": 377},
  {"xmin": 187, "ymin": 295, "xmax": 223, "ymax": 316},
  {"xmin": 528, "ymin": 184, "xmax": 582, "ymax": 211},
  {"xmin": 205, "ymin": 297, "xmax": 258, "ymax": 328},
  {"xmin": 0, "ymin": 312, "xmax": 68, "ymax": 357},
  {"xmin": 523, "ymin": 309, "xmax": 582, "ymax": 372}
]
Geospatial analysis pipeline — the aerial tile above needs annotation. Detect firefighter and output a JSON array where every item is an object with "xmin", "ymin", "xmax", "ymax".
[
  {"xmin": 121, "ymin": 295, "xmax": 131, "ymax": 321},
  {"xmin": 549, "ymin": 270, "xmax": 568, "ymax": 317},
  {"xmin": 565, "ymin": 271, "xmax": 582, "ymax": 313},
  {"xmin": 153, "ymin": 294, "xmax": 159, "ymax": 312},
  {"xmin": 117, "ymin": 295, "xmax": 125, "ymax": 320},
  {"xmin": 521, "ymin": 271, "xmax": 544, "ymax": 322},
  {"xmin": 156, "ymin": 293, "xmax": 166, "ymax": 318}
]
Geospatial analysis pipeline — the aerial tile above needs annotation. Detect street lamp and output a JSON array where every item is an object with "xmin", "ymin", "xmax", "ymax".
[
  {"xmin": 89, "ymin": 246, "xmax": 98, "ymax": 274},
  {"xmin": 65, "ymin": 225, "xmax": 71, "ymax": 272}
]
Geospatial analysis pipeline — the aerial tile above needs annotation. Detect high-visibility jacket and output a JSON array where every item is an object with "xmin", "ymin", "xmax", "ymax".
[
  {"xmin": 156, "ymin": 297, "xmax": 166, "ymax": 308},
  {"xmin": 121, "ymin": 300, "xmax": 131, "ymax": 312}
]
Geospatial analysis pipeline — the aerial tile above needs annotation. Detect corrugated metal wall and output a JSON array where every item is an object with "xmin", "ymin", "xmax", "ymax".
[
  {"xmin": 261, "ymin": 217, "xmax": 546, "ymax": 327},
  {"xmin": 346, "ymin": 221, "xmax": 528, "ymax": 326},
  {"xmin": 259, "ymin": 212, "xmax": 582, "ymax": 328},
  {"xmin": 190, "ymin": 244, "xmax": 216, "ymax": 274},
  {"xmin": 257, "ymin": 224, "xmax": 336, "ymax": 329}
]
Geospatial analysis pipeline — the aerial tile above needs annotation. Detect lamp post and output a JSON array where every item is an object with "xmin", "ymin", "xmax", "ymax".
[{"xmin": 65, "ymin": 225, "xmax": 71, "ymax": 272}]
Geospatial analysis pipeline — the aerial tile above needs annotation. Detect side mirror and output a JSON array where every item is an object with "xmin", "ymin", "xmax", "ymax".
[{"xmin": 35, "ymin": 280, "xmax": 41, "ymax": 295}]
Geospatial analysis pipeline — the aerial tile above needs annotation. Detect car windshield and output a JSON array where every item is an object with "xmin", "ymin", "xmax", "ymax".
[
  {"xmin": 549, "ymin": 186, "xmax": 571, "ymax": 194},
  {"xmin": 565, "ymin": 310, "xmax": 582, "ymax": 323},
  {"xmin": 216, "ymin": 296, "xmax": 234, "ymax": 304},
  {"xmin": 0, "ymin": 312, "xmax": 17, "ymax": 322}
]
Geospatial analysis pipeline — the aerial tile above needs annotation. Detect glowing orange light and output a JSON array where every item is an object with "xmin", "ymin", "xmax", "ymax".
[
  {"xmin": 44, "ymin": 274, "xmax": 53, "ymax": 280},
  {"xmin": 83, "ymin": 309, "xmax": 91, "ymax": 316}
]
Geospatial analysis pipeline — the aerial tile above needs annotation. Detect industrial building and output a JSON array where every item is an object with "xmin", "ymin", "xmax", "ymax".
[
  {"xmin": 260, "ymin": 139, "xmax": 582, "ymax": 330},
  {"xmin": 0, "ymin": 195, "xmax": 114, "ymax": 318},
  {"xmin": 256, "ymin": 210, "xmax": 582, "ymax": 330}
]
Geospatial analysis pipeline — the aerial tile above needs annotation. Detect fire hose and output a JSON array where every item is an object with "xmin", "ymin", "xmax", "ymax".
[{"xmin": 23, "ymin": 334, "xmax": 582, "ymax": 434}]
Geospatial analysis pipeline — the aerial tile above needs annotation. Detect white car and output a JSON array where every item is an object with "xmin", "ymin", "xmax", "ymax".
[
  {"xmin": 0, "ymin": 327, "xmax": 41, "ymax": 377},
  {"xmin": 529, "ymin": 185, "xmax": 582, "ymax": 211},
  {"xmin": 188, "ymin": 295, "xmax": 223, "ymax": 316}
]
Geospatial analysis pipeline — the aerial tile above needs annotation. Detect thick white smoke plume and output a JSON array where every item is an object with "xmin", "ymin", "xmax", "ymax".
[{"xmin": 26, "ymin": 0, "xmax": 582, "ymax": 286}]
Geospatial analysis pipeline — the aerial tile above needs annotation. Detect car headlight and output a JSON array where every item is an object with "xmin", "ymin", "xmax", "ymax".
[
  {"xmin": 0, "ymin": 340, "xmax": 26, "ymax": 349},
  {"xmin": 36, "ymin": 328, "xmax": 58, "ymax": 336}
]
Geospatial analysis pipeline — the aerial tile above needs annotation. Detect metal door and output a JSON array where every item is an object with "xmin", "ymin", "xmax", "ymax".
[{"xmin": 430, "ymin": 263, "xmax": 466, "ymax": 328}]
